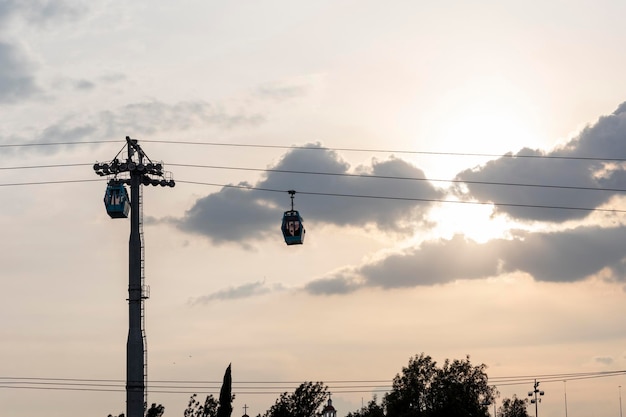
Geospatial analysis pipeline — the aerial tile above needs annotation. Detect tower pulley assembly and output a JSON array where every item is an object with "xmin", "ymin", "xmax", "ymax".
[{"xmin": 93, "ymin": 137, "xmax": 174, "ymax": 219}]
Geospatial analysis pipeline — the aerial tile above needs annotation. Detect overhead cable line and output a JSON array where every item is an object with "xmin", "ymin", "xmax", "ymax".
[
  {"xmin": 0, "ymin": 376, "xmax": 391, "ymax": 384},
  {"xmin": 0, "ymin": 140, "xmax": 120, "ymax": 148},
  {"xmin": 141, "ymin": 139, "xmax": 626, "ymax": 162},
  {"xmin": 176, "ymin": 180, "xmax": 626, "ymax": 214},
  {"xmin": 0, "ymin": 179, "xmax": 103, "ymax": 187},
  {"xmin": 3, "ymin": 161, "xmax": 626, "ymax": 193},
  {"xmin": 1, "ymin": 370, "xmax": 620, "ymax": 384},
  {"xmin": 0, "ymin": 140, "xmax": 119, "ymax": 148},
  {"xmin": 169, "ymin": 163, "xmax": 626, "ymax": 193},
  {"xmin": 2, "ymin": 139, "xmax": 625, "ymax": 162},
  {"xmin": 0, "ymin": 163, "xmax": 92, "ymax": 170},
  {"xmin": 0, "ymin": 176, "xmax": 623, "ymax": 215},
  {"xmin": 488, "ymin": 369, "xmax": 626, "ymax": 382}
]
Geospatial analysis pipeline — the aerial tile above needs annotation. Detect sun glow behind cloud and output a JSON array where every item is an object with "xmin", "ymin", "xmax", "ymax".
[
  {"xmin": 408, "ymin": 76, "xmax": 545, "ymax": 180},
  {"xmin": 426, "ymin": 200, "xmax": 512, "ymax": 243}
]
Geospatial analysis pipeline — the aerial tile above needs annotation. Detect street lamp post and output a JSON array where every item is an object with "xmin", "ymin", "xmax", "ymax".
[{"xmin": 528, "ymin": 380, "xmax": 545, "ymax": 417}]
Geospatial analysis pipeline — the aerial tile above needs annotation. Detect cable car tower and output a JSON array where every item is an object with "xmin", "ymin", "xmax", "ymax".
[{"xmin": 94, "ymin": 136, "xmax": 175, "ymax": 417}]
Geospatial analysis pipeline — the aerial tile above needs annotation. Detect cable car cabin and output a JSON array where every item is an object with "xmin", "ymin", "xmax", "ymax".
[
  {"xmin": 281, "ymin": 210, "xmax": 305, "ymax": 245},
  {"xmin": 104, "ymin": 182, "xmax": 130, "ymax": 219}
]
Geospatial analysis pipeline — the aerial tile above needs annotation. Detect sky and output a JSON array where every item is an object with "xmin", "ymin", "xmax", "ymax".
[{"xmin": 1, "ymin": 1, "xmax": 626, "ymax": 416}]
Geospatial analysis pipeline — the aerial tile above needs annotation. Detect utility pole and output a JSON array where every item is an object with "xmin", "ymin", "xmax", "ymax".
[
  {"xmin": 528, "ymin": 379, "xmax": 544, "ymax": 417},
  {"xmin": 94, "ymin": 136, "xmax": 175, "ymax": 417},
  {"xmin": 563, "ymin": 380, "xmax": 567, "ymax": 417}
]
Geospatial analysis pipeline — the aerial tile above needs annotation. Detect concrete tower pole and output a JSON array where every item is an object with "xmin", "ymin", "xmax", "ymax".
[
  {"xmin": 94, "ymin": 137, "xmax": 175, "ymax": 417},
  {"xmin": 127, "ymin": 142, "xmax": 144, "ymax": 417}
]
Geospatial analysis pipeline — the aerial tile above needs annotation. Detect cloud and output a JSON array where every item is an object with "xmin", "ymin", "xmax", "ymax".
[
  {"xmin": 499, "ymin": 226, "xmax": 626, "ymax": 283},
  {"xmin": 0, "ymin": 1, "xmax": 87, "ymax": 104},
  {"xmin": 99, "ymin": 101, "xmax": 264, "ymax": 136},
  {"xmin": 0, "ymin": 0, "xmax": 85, "ymax": 27},
  {"xmin": 593, "ymin": 356, "xmax": 614, "ymax": 365},
  {"xmin": 174, "ymin": 145, "xmax": 445, "ymax": 244},
  {"xmin": 304, "ymin": 273, "xmax": 363, "ymax": 296},
  {"xmin": 0, "ymin": 100, "xmax": 264, "ymax": 156},
  {"xmin": 21, "ymin": 1, "xmax": 85, "ymax": 25},
  {"xmin": 51, "ymin": 77, "xmax": 96, "ymax": 91},
  {"xmin": 255, "ymin": 82, "xmax": 308, "ymax": 101},
  {"xmin": 189, "ymin": 280, "xmax": 284, "ymax": 304},
  {"xmin": 304, "ymin": 224, "xmax": 626, "ymax": 294},
  {"xmin": 454, "ymin": 102, "xmax": 626, "ymax": 222},
  {"xmin": 0, "ymin": 41, "xmax": 39, "ymax": 103},
  {"xmin": 175, "ymin": 184, "xmax": 278, "ymax": 247}
]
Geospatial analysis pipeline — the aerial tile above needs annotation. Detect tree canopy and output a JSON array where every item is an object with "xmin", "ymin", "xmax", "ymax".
[
  {"xmin": 498, "ymin": 395, "xmax": 530, "ymax": 417},
  {"xmin": 345, "ymin": 397, "xmax": 385, "ymax": 417},
  {"xmin": 105, "ymin": 354, "xmax": 500, "ymax": 417},
  {"xmin": 383, "ymin": 353, "xmax": 495, "ymax": 417},
  {"xmin": 146, "ymin": 403, "xmax": 165, "ymax": 417},
  {"xmin": 263, "ymin": 381, "xmax": 329, "ymax": 417},
  {"xmin": 184, "ymin": 393, "xmax": 219, "ymax": 417}
]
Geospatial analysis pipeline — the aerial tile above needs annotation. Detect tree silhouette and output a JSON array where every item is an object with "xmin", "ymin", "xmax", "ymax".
[
  {"xmin": 184, "ymin": 393, "xmax": 219, "ymax": 417},
  {"xmin": 498, "ymin": 395, "xmax": 530, "ymax": 417},
  {"xmin": 217, "ymin": 364, "xmax": 233, "ymax": 417},
  {"xmin": 383, "ymin": 353, "xmax": 495, "ymax": 417},
  {"xmin": 263, "ymin": 381, "xmax": 329, "ymax": 417},
  {"xmin": 345, "ymin": 397, "xmax": 385, "ymax": 417}
]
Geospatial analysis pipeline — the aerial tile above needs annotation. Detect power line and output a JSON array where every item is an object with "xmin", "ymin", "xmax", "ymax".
[
  {"xmin": 1, "ymin": 369, "xmax": 623, "ymax": 394},
  {"xmin": 489, "ymin": 369, "xmax": 626, "ymax": 382}
]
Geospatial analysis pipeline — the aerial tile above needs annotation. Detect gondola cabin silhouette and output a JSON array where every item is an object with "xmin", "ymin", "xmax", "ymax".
[
  {"xmin": 104, "ymin": 181, "xmax": 130, "ymax": 218},
  {"xmin": 281, "ymin": 190, "xmax": 305, "ymax": 245},
  {"xmin": 282, "ymin": 210, "xmax": 305, "ymax": 245}
]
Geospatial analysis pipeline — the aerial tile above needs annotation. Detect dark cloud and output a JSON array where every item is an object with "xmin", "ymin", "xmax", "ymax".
[
  {"xmin": 304, "ymin": 224, "xmax": 626, "ymax": 295},
  {"xmin": 499, "ymin": 226, "xmax": 626, "ymax": 282},
  {"xmin": 304, "ymin": 274, "xmax": 362, "ymax": 295},
  {"xmin": 175, "ymin": 145, "xmax": 445, "ymax": 244},
  {"xmin": 0, "ymin": 41, "xmax": 39, "ymax": 102},
  {"xmin": 175, "ymin": 184, "xmax": 278, "ymax": 247},
  {"xmin": 189, "ymin": 280, "xmax": 284, "ymax": 304},
  {"xmin": 455, "ymin": 103, "xmax": 626, "ymax": 222}
]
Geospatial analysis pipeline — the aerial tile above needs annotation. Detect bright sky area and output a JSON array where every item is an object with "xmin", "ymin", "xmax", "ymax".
[{"xmin": 1, "ymin": 1, "xmax": 626, "ymax": 416}]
